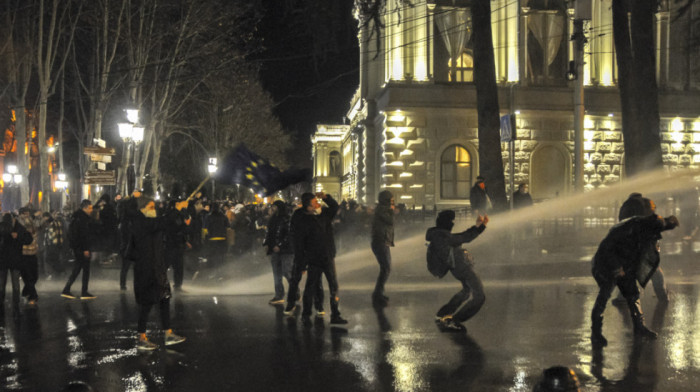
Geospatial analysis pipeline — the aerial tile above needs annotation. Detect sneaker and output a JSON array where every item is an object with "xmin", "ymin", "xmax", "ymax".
[
  {"xmin": 440, "ymin": 318, "xmax": 465, "ymax": 332},
  {"xmin": 315, "ymin": 310, "xmax": 325, "ymax": 318},
  {"xmin": 283, "ymin": 304, "xmax": 296, "ymax": 316},
  {"xmin": 61, "ymin": 291, "xmax": 76, "ymax": 299},
  {"xmin": 330, "ymin": 315, "xmax": 348, "ymax": 325},
  {"xmin": 80, "ymin": 292, "xmax": 97, "ymax": 300},
  {"xmin": 165, "ymin": 331, "xmax": 186, "ymax": 346},
  {"xmin": 269, "ymin": 297, "xmax": 285, "ymax": 305},
  {"xmin": 137, "ymin": 337, "xmax": 158, "ymax": 351}
]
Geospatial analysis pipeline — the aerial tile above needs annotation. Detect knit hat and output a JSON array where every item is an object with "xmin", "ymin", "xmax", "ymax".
[{"xmin": 436, "ymin": 210, "xmax": 456, "ymax": 230}]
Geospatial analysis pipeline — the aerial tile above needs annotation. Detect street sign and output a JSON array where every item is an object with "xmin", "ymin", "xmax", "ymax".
[
  {"xmin": 500, "ymin": 114, "xmax": 517, "ymax": 142},
  {"xmin": 84, "ymin": 170, "xmax": 116, "ymax": 185},
  {"xmin": 83, "ymin": 146, "xmax": 116, "ymax": 155}
]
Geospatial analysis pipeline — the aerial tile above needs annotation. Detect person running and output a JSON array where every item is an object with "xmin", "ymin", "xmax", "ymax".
[
  {"xmin": 129, "ymin": 196, "xmax": 186, "ymax": 350},
  {"xmin": 426, "ymin": 210, "xmax": 488, "ymax": 332},
  {"xmin": 371, "ymin": 190, "xmax": 395, "ymax": 306},
  {"xmin": 62, "ymin": 200, "xmax": 97, "ymax": 300}
]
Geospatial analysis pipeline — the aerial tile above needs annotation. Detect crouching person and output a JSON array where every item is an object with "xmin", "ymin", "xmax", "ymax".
[
  {"xmin": 130, "ymin": 196, "xmax": 186, "ymax": 350},
  {"xmin": 426, "ymin": 210, "xmax": 488, "ymax": 332},
  {"xmin": 591, "ymin": 212, "xmax": 679, "ymax": 346}
]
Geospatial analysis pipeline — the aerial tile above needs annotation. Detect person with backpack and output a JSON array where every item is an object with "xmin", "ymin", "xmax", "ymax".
[
  {"xmin": 61, "ymin": 200, "xmax": 97, "ymax": 300},
  {"xmin": 425, "ymin": 210, "xmax": 489, "ymax": 332}
]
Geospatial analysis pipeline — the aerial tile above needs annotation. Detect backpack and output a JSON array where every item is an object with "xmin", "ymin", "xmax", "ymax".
[{"xmin": 426, "ymin": 241, "xmax": 454, "ymax": 278}]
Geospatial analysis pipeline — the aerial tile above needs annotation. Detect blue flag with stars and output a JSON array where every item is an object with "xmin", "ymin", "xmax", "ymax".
[{"xmin": 214, "ymin": 144, "xmax": 311, "ymax": 196}]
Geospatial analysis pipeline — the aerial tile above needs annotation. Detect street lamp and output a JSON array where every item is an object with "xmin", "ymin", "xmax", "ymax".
[
  {"xmin": 208, "ymin": 157, "xmax": 217, "ymax": 200},
  {"xmin": 3, "ymin": 164, "xmax": 22, "ymax": 212}
]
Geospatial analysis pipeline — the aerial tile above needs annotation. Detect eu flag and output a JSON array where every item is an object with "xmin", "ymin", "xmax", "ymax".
[{"xmin": 214, "ymin": 144, "xmax": 311, "ymax": 196}]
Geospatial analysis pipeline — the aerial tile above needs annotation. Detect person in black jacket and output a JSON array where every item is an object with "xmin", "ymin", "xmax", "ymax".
[
  {"xmin": 130, "ymin": 196, "xmax": 186, "ymax": 350},
  {"xmin": 512, "ymin": 183, "xmax": 533, "ymax": 209},
  {"xmin": 469, "ymin": 176, "xmax": 491, "ymax": 216},
  {"xmin": 426, "ymin": 210, "xmax": 488, "ymax": 332},
  {"xmin": 285, "ymin": 192, "xmax": 347, "ymax": 324},
  {"xmin": 590, "ymin": 213, "xmax": 679, "ymax": 346},
  {"xmin": 0, "ymin": 213, "xmax": 33, "ymax": 316},
  {"xmin": 263, "ymin": 200, "xmax": 293, "ymax": 304},
  {"xmin": 164, "ymin": 200, "xmax": 190, "ymax": 291},
  {"xmin": 118, "ymin": 190, "xmax": 141, "ymax": 290},
  {"xmin": 205, "ymin": 203, "xmax": 229, "ymax": 276},
  {"xmin": 62, "ymin": 200, "xmax": 96, "ymax": 300},
  {"xmin": 371, "ymin": 190, "xmax": 395, "ymax": 306}
]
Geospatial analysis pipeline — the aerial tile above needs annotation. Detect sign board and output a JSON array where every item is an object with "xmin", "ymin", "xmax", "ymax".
[
  {"xmin": 84, "ymin": 170, "xmax": 116, "ymax": 185},
  {"xmin": 88, "ymin": 154, "xmax": 112, "ymax": 163},
  {"xmin": 500, "ymin": 114, "xmax": 517, "ymax": 142},
  {"xmin": 83, "ymin": 146, "xmax": 116, "ymax": 156}
]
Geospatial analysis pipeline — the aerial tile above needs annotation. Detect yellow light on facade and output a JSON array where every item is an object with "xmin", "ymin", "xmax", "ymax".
[
  {"xmin": 409, "ymin": 161, "xmax": 425, "ymax": 167},
  {"xmin": 671, "ymin": 118, "xmax": 684, "ymax": 132},
  {"xmin": 388, "ymin": 114, "xmax": 406, "ymax": 123},
  {"xmin": 400, "ymin": 195, "xmax": 413, "ymax": 199},
  {"xmin": 388, "ymin": 184, "xmax": 403, "ymax": 188},
  {"xmin": 672, "ymin": 132, "xmax": 684, "ymax": 144},
  {"xmin": 399, "ymin": 149, "xmax": 414, "ymax": 157},
  {"xmin": 391, "ymin": 127, "xmax": 409, "ymax": 136},
  {"xmin": 584, "ymin": 130, "xmax": 595, "ymax": 141},
  {"xmin": 584, "ymin": 117, "xmax": 595, "ymax": 129},
  {"xmin": 693, "ymin": 133, "xmax": 700, "ymax": 143},
  {"xmin": 388, "ymin": 161, "xmax": 404, "ymax": 167},
  {"xmin": 693, "ymin": 121, "xmax": 700, "ymax": 131},
  {"xmin": 694, "ymin": 155, "xmax": 700, "ymax": 163},
  {"xmin": 387, "ymin": 137, "xmax": 405, "ymax": 145},
  {"xmin": 410, "ymin": 184, "xmax": 424, "ymax": 188},
  {"xmin": 584, "ymin": 141, "xmax": 596, "ymax": 151},
  {"xmin": 399, "ymin": 172, "xmax": 413, "ymax": 178}
]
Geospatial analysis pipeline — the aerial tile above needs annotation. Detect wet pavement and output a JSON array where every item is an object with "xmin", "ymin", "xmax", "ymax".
[{"xmin": 2, "ymin": 235, "xmax": 700, "ymax": 391}]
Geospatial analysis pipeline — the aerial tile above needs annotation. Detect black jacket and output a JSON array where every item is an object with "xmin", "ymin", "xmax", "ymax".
[
  {"xmin": 593, "ymin": 214, "xmax": 677, "ymax": 287},
  {"xmin": 264, "ymin": 206, "xmax": 292, "ymax": 255},
  {"xmin": 207, "ymin": 211, "xmax": 229, "ymax": 239},
  {"xmin": 291, "ymin": 195, "xmax": 339, "ymax": 267},
  {"xmin": 371, "ymin": 191, "xmax": 394, "ymax": 246},
  {"xmin": 164, "ymin": 208, "xmax": 190, "ymax": 250},
  {"xmin": 512, "ymin": 191, "xmax": 533, "ymax": 209},
  {"xmin": 425, "ymin": 225, "xmax": 486, "ymax": 269},
  {"xmin": 70, "ymin": 209, "xmax": 94, "ymax": 253},
  {"xmin": 130, "ymin": 212, "xmax": 170, "ymax": 306},
  {"xmin": 0, "ymin": 219, "xmax": 33, "ymax": 270},
  {"xmin": 470, "ymin": 183, "xmax": 489, "ymax": 211}
]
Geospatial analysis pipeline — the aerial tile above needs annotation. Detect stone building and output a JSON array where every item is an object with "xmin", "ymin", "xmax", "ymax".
[{"xmin": 312, "ymin": 0, "xmax": 700, "ymax": 208}]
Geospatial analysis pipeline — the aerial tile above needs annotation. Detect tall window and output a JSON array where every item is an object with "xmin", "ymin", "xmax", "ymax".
[
  {"xmin": 448, "ymin": 51, "xmax": 474, "ymax": 82},
  {"xmin": 441, "ymin": 145, "xmax": 472, "ymax": 199},
  {"xmin": 329, "ymin": 151, "xmax": 341, "ymax": 176}
]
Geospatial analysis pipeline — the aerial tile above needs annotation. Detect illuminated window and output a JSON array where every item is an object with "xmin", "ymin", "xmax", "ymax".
[
  {"xmin": 448, "ymin": 51, "xmax": 474, "ymax": 82},
  {"xmin": 441, "ymin": 145, "xmax": 472, "ymax": 199},
  {"xmin": 329, "ymin": 151, "xmax": 341, "ymax": 176}
]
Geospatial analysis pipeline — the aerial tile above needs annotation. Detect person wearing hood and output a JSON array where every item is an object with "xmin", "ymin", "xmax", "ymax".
[
  {"xmin": 590, "ymin": 210, "xmax": 679, "ymax": 346},
  {"xmin": 426, "ymin": 210, "xmax": 488, "ymax": 332},
  {"xmin": 263, "ymin": 200, "xmax": 293, "ymax": 304},
  {"xmin": 469, "ymin": 176, "xmax": 491, "ymax": 216},
  {"xmin": 129, "ymin": 196, "xmax": 186, "ymax": 350},
  {"xmin": 371, "ymin": 190, "xmax": 395, "ymax": 306}
]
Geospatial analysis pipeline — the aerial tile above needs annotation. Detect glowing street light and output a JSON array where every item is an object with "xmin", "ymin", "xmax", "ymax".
[
  {"xmin": 208, "ymin": 157, "xmax": 218, "ymax": 174},
  {"xmin": 125, "ymin": 108, "xmax": 140, "ymax": 124}
]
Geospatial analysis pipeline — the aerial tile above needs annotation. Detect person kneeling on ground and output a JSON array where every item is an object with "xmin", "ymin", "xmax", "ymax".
[{"xmin": 426, "ymin": 210, "xmax": 488, "ymax": 332}]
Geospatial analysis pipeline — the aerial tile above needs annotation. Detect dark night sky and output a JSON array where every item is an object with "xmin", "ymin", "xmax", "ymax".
[{"xmin": 252, "ymin": 1, "xmax": 360, "ymax": 167}]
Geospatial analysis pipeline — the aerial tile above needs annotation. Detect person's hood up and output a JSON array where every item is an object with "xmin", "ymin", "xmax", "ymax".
[
  {"xmin": 273, "ymin": 200, "xmax": 287, "ymax": 216},
  {"xmin": 378, "ymin": 190, "xmax": 393, "ymax": 206},
  {"xmin": 425, "ymin": 226, "xmax": 449, "ymax": 242}
]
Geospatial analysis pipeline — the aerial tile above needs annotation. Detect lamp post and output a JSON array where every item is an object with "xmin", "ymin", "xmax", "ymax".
[
  {"xmin": 208, "ymin": 157, "xmax": 218, "ymax": 200},
  {"xmin": 119, "ymin": 107, "xmax": 143, "ymax": 195},
  {"xmin": 3, "ymin": 164, "xmax": 23, "ymax": 212}
]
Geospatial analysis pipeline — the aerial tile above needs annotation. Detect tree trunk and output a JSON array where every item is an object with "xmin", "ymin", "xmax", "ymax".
[
  {"xmin": 612, "ymin": 0, "xmax": 641, "ymax": 176},
  {"xmin": 631, "ymin": 0, "xmax": 663, "ymax": 171},
  {"xmin": 472, "ymin": 0, "xmax": 507, "ymax": 209}
]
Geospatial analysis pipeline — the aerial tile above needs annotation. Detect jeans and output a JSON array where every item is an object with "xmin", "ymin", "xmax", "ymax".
[
  {"xmin": 437, "ymin": 259, "xmax": 486, "ymax": 323},
  {"xmin": 286, "ymin": 259, "xmax": 324, "ymax": 310},
  {"xmin": 303, "ymin": 260, "xmax": 340, "ymax": 317},
  {"xmin": 371, "ymin": 241, "xmax": 391, "ymax": 298},
  {"xmin": 165, "ymin": 247, "xmax": 185, "ymax": 289},
  {"xmin": 270, "ymin": 252, "xmax": 293, "ymax": 298},
  {"xmin": 0, "ymin": 268, "xmax": 21, "ymax": 311},
  {"xmin": 64, "ymin": 250, "xmax": 91, "ymax": 294},
  {"xmin": 138, "ymin": 299, "xmax": 171, "ymax": 333},
  {"xmin": 592, "ymin": 269, "xmax": 640, "ymax": 325}
]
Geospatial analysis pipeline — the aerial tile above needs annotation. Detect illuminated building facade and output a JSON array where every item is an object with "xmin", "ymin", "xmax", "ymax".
[{"xmin": 312, "ymin": 0, "xmax": 700, "ymax": 207}]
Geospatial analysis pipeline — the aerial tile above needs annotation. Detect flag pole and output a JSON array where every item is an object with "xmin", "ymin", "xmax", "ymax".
[{"xmin": 187, "ymin": 175, "xmax": 211, "ymax": 201}]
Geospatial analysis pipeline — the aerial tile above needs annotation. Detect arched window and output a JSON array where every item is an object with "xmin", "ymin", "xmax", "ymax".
[
  {"xmin": 441, "ymin": 145, "xmax": 472, "ymax": 199},
  {"xmin": 448, "ymin": 51, "xmax": 474, "ymax": 82},
  {"xmin": 329, "ymin": 151, "xmax": 341, "ymax": 176}
]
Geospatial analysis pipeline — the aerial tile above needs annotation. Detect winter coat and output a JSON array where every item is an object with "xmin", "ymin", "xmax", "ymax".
[
  {"xmin": 0, "ymin": 220, "xmax": 33, "ymax": 270},
  {"xmin": 371, "ymin": 191, "xmax": 395, "ymax": 246},
  {"xmin": 118, "ymin": 197, "xmax": 140, "ymax": 256},
  {"xmin": 97, "ymin": 199, "xmax": 119, "ymax": 252},
  {"xmin": 18, "ymin": 215, "xmax": 39, "ymax": 256},
  {"xmin": 470, "ymin": 183, "xmax": 490, "ymax": 212},
  {"xmin": 164, "ymin": 208, "xmax": 190, "ymax": 250},
  {"xmin": 207, "ymin": 211, "xmax": 229, "ymax": 240},
  {"xmin": 264, "ymin": 203, "xmax": 292, "ymax": 255},
  {"xmin": 291, "ymin": 195, "xmax": 339, "ymax": 267},
  {"xmin": 43, "ymin": 218, "xmax": 64, "ymax": 249},
  {"xmin": 129, "ymin": 212, "xmax": 170, "ymax": 306},
  {"xmin": 592, "ymin": 214, "xmax": 677, "ymax": 287},
  {"xmin": 425, "ymin": 225, "xmax": 486, "ymax": 270},
  {"xmin": 512, "ymin": 191, "xmax": 533, "ymax": 209},
  {"xmin": 70, "ymin": 209, "xmax": 95, "ymax": 253}
]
